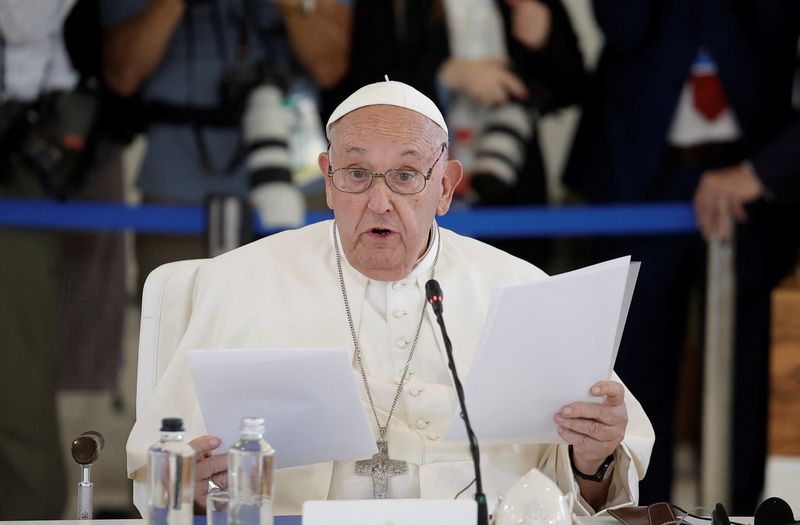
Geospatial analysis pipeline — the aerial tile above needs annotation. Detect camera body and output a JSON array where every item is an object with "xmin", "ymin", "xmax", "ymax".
[
  {"xmin": 219, "ymin": 61, "xmax": 287, "ymax": 114},
  {"xmin": 219, "ymin": 61, "xmax": 292, "ymax": 188},
  {"xmin": 0, "ymin": 88, "xmax": 99, "ymax": 197}
]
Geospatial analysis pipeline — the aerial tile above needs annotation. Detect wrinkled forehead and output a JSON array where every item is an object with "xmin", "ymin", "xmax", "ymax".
[{"xmin": 328, "ymin": 105, "xmax": 446, "ymax": 155}]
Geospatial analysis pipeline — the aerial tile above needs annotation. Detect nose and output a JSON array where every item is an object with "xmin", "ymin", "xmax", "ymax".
[{"xmin": 366, "ymin": 176, "xmax": 394, "ymax": 213}]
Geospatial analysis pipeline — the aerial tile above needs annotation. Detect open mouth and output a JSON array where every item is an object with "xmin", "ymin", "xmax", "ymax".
[{"xmin": 370, "ymin": 228, "xmax": 393, "ymax": 236}]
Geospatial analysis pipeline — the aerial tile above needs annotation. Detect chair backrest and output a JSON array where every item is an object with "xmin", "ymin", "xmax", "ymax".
[{"xmin": 136, "ymin": 259, "xmax": 206, "ymax": 417}]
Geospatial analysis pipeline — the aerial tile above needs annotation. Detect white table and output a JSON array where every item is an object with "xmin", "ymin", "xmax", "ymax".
[{"xmin": 0, "ymin": 515, "xmax": 752, "ymax": 525}]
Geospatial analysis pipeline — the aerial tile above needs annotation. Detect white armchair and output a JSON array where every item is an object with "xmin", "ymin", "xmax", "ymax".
[
  {"xmin": 133, "ymin": 258, "xmax": 205, "ymax": 513},
  {"xmin": 136, "ymin": 259, "xmax": 206, "ymax": 417}
]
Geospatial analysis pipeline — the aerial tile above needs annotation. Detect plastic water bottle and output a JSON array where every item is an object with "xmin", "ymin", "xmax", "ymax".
[
  {"xmin": 147, "ymin": 418, "xmax": 195, "ymax": 525},
  {"xmin": 228, "ymin": 417, "xmax": 275, "ymax": 525}
]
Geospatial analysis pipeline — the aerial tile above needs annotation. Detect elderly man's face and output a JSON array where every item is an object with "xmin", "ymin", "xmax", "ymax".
[{"xmin": 319, "ymin": 105, "xmax": 462, "ymax": 281}]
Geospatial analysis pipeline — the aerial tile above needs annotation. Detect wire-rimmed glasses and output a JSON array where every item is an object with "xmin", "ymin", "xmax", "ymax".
[{"xmin": 327, "ymin": 143, "xmax": 447, "ymax": 195}]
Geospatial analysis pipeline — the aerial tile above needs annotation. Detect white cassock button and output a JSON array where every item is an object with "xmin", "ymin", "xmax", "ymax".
[
  {"xmin": 416, "ymin": 418, "xmax": 431, "ymax": 429},
  {"xmin": 392, "ymin": 281, "xmax": 408, "ymax": 291},
  {"xmin": 427, "ymin": 433, "xmax": 441, "ymax": 441},
  {"xmin": 396, "ymin": 337, "xmax": 409, "ymax": 349},
  {"xmin": 393, "ymin": 309, "xmax": 408, "ymax": 318}
]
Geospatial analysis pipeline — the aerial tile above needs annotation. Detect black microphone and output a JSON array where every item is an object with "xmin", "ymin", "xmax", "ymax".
[
  {"xmin": 755, "ymin": 498, "xmax": 797, "ymax": 525},
  {"xmin": 425, "ymin": 279, "xmax": 444, "ymax": 315},
  {"xmin": 425, "ymin": 279, "xmax": 489, "ymax": 525},
  {"xmin": 71, "ymin": 431, "xmax": 105, "ymax": 520}
]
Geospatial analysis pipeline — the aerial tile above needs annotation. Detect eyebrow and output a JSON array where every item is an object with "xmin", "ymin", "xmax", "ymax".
[
  {"xmin": 342, "ymin": 147, "xmax": 422, "ymax": 158},
  {"xmin": 343, "ymin": 146, "xmax": 368, "ymax": 155},
  {"xmin": 399, "ymin": 149, "xmax": 423, "ymax": 160}
]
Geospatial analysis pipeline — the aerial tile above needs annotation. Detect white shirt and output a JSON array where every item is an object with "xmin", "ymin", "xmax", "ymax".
[
  {"xmin": 667, "ymin": 79, "xmax": 741, "ymax": 146},
  {"xmin": 667, "ymin": 49, "xmax": 741, "ymax": 146},
  {"xmin": 0, "ymin": 0, "xmax": 78, "ymax": 101}
]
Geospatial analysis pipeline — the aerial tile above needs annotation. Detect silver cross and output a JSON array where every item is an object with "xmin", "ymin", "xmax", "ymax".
[{"xmin": 355, "ymin": 440, "xmax": 408, "ymax": 499}]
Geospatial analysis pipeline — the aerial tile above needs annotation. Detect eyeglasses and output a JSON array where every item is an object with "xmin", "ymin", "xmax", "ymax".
[{"xmin": 327, "ymin": 143, "xmax": 447, "ymax": 195}]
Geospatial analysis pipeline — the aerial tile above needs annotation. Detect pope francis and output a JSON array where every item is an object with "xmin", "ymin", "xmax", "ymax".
[{"xmin": 126, "ymin": 79, "xmax": 655, "ymax": 517}]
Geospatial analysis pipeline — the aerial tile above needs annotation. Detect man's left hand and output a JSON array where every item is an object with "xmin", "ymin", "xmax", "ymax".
[{"xmin": 554, "ymin": 380, "xmax": 627, "ymax": 475}]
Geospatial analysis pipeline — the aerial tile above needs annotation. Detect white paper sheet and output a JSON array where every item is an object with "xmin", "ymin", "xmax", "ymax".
[
  {"xmin": 443, "ymin": 256, "xmax": 638, "ymax": 444},
  {"xmin": 609, "ymin": 261, "xmax": 640, "ymax": 375},
  {"xmin": 187, "ymin": 347, "xmax": 377, "ymax": 468}
]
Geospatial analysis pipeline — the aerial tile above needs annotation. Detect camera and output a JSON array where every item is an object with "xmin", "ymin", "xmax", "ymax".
[
  {"xmin": 219, "ymin": 61, "xmax": 292, "ymax": 189},
  {"xmin": 219, "ymin": 61, "xmax": 304, "ymax": 228},
  {"xmin": 0, "ymin": 88, "xmax": 99, "ymax": 197}
]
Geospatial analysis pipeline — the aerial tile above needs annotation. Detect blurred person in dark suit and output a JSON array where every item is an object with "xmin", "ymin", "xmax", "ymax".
[{"xmin": 564, "ymin": 0, "xmax": 800, "ymax": 512}]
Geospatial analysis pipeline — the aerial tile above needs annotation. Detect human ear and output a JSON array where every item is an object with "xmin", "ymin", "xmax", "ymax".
[
  {"xmin": 436, "ymin": 159, "xmax": 463, "ymax": 216},
  {"xmin": 319, "ymin": 152, "xmax": 335, "ymax": 210}
]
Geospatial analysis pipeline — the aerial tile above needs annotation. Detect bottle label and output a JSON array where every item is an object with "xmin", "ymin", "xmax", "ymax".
[{"xmin": 150, "ymin": 506, "xmax": 168, "ymax": 525}]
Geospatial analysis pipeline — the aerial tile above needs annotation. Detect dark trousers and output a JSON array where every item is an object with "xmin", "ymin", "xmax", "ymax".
[
  {"xmin": 605, "ymin": 154, "xmax": 771, "ymax": 514},
  {"xmin": 0, "ymin": 164, "xmax": 67, "ymax": 519},
  {"xmin": 0, "ymin": 142, "xmax": 128, "ymax": 518}
]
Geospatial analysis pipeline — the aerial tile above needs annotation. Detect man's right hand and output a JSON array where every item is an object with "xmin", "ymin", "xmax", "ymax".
[
  {"xmin": 189, "ymin": 435, "xmax": 228, "ymax": 510},
  {"xmin": 693, "ymin": 162, "xmax": 765, "ymax": 241}
]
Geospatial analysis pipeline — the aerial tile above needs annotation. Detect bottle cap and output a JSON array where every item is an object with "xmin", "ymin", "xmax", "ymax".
[
  {"xmin": 161, "ymin": 418, "xmax": 184, "ymax": 432},
  {"xmin": 240, "ymin": 416, "xmax": 265, "ymax": 435}
]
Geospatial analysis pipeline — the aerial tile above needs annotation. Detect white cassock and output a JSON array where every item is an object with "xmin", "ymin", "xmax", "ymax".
[{"xmin": 127, "ymin": 220, "xmax": 654, "ymax": 517}]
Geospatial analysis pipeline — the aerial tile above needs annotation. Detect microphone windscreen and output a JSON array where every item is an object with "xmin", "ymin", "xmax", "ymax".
[
  {"xmin": 71, "ymin": 430, "xmax": 105, "ymax": 465},
  {"xmin": 71, "ymin": 436, "xmax": 99, "ymax": 465},
  {"xmin": 425, "ymin": 279, "xmax": 443, "ymax": 303},
  {"xmin": 755, "ymin": 498, "xmax": 795, "ymax": 525}
]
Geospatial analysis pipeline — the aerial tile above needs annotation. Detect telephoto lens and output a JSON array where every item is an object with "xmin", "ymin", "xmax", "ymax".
[
  {"xmin": 470, "ymin": 102, "xmax": 534, "ymax": 205},
  {"xmin": 243, "ymin": 83, "xmax": 305, "ymax": 228}
]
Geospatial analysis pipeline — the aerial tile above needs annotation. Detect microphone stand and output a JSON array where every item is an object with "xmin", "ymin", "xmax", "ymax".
[
  {"xmin": 426, "ymin": 280, "xmax": 489, "ymax": 525},
  {"xmin": 71, "ymin": 431, "xmax": 105, "ymax": 520}
]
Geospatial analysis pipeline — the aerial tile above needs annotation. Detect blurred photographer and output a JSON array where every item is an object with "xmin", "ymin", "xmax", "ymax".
[
  {"xmin": 0, "ymin": 1, "xmax": 80, "ymax": 518},
  {"xmin": 439, "ymin": 0, "xmax": 584, "ymax": 209},
  {"xmin": 1, "ymin": 1, "xmax": 134, "ymax": 518},
  {"xmin": 102, "ymin": 0, "xmax": 351, "ymax": 283}
]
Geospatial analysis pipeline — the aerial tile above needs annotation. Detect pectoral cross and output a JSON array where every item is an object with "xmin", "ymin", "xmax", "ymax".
[{"xmin": 355, "ymin": 440, "xmax": 408, "ymax": 499}]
